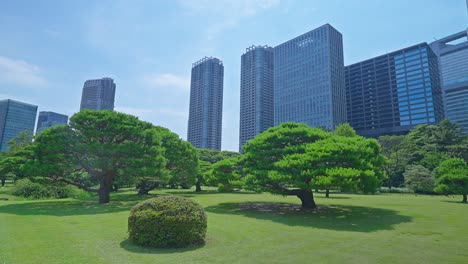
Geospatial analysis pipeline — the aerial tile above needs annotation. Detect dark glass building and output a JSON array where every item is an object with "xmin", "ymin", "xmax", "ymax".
[
  {"xmin": 430, "ymin": 31, "xmax": 468, "ymax": 134},
  {"xmin": 80, "ymin": 77, "xmax": 116, "ymax": 111},
  {"xmin": 239, "ymin": 45, "xmax": 274, "ymax": 152},
  {"xmin": 345, "ymin": 43, "xmax": 444, "ymax": 138},
  {"xmin": 0, "ymin": 99, "xmax": 37, "ymax": 152},
  {"xmin": 36, "ymin": 111, "xmax": 69, "ymax": 134},
  {"xmin": 274, "ymin": 24, "xmax": 346, "ymax": 130},
  {"xmin": 187, "ymin": 57, "xmax": 224, "ymax": 150}
]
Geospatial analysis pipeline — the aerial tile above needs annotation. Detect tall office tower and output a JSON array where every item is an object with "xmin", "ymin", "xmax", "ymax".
[
  {"xmin": 187, "ymin": 57, "xmax": 224, "ymax": 150},
  {"xmin": 430, "ymin": 31, "xmax": 468, "ymax": 134},
  {"xmin": 0, "ymin": 99, "xmax": 37, "ymax": 152},
  {"xmin": 80, "ymin": 77, "xmax": 116, "ymax": 111},
  {"xmin": 36, "ymin": 111, "xmax": 69, "ymax": 134},
  {"xmin": 274, "ymin": 24, "xmax": 346, "ymax": 130},
  {"xmin": 345, "ymin": 43, "xmax": 444, "ymax": 138},
  {"xmin": 239, "ymin": 45, "xmax": 274, "ymax": 152}
]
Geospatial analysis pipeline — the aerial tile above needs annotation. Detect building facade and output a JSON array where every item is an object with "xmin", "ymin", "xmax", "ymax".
[
  {"xmin": 430, "ymin": 31, "xmax": 468, "ymax": 134},
  {"xmin": 80, "ymin": 77, "xmax": 116, "ymax": 111},
  {"xmin": 274, "ymin": 24, "xmax": 346, "ymax": 130},
  {"xmin": 239, "ymin": 45, "xmax": 274, "ymax": 152},
  {"xmin": 0, "ymin": 99, "xmax": 37, "ymax": 152},
  {"xmin": 36, "ymin": 111, "xmax": 69, "ymax": 134},
  {"xmin": 345, "ymin": 43, "xmax": 444, "ymax": 138},
  {"xmin": 187, "ymin": 57, "xmax": 224, "ymax": 150}
]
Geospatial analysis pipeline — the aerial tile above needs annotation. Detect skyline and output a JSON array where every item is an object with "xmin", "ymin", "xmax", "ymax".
[{"xmin": 0, "ymin": 0, "xmax": 466, "ymax": 151}]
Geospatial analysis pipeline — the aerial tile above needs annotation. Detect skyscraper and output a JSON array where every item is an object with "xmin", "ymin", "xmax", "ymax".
[
  {"xmin": 274, "ymin": 24, "xmax": 346, "ymax": 130},
  {"xmin": 36, "ymin": 111, "xmax": 69, "ymax": 134},
  {"xmin": 187, "ymin": 57, "xmax": 224, "ymax": 150},
  {"xmin": 0, "ymin": 99, "xmax": 38, "ymax": 152},
  {"xmin": 80, "ymin": 77, "xmax": 116, "ymax": 111},
  {"xmin": 430, "ymin": 31, "xmax": 468, "ymax": 134},
  {"xmin": 239, "ymin": 45, "xmax": 274, "ymax": 152},
  {"xmin": 345, "ymin": 43, "xmax": 444, "ymax": 138}
]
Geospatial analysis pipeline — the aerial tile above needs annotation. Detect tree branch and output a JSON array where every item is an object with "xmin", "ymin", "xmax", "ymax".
[{"xmin": 51, "ymin": 176, "xmax": 98, "ymax": 193}]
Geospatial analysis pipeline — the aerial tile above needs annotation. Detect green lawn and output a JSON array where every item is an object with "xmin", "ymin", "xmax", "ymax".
[{"xmin": 1, "ymin": 185, "xmax": 467, "ymax": 264}]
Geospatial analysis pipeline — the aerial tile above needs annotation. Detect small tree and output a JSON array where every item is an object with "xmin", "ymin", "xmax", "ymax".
[
  {"xmin": 403, "ymin": 165, "xmax": 435, "ymax": 193},
  {"xmin": 209, "ymin": 157, "xmax": 243, "ymax": 192},
  {"xmin": 434, "ymin": 158, "xmax": 468, "ymax": 203}
]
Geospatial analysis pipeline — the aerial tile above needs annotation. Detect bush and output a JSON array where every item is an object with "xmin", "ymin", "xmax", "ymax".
[
  {"xmin": 378, "ymin": 187, "xmax": 412, "ymax": 194},
  {"xmin": 12, "ymin": 178, "xmax": 88, "ymax": 199},
  {"xmin": 128, "ymin": 196, "xmax": 207, "ymax": 248}
]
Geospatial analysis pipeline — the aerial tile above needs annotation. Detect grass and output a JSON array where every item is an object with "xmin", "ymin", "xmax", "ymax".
[{"xmin": 1, "ymin": 184, "xmax": 467, "ymax": 264}]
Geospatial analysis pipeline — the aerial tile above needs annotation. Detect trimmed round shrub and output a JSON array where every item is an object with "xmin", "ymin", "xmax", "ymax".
[{"xmin": 128, "ymin": 196, "xmax": 207, "ymax": 248}]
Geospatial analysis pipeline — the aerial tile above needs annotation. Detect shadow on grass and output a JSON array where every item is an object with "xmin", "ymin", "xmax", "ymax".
[
  {"xmin": 0, "ymin": 199, "xmax": 140, "ymax": 216},
  {"xmin": 119, "ymin": 239, "xmax": 204, "ymax": 254},
  {"xmin": 165, "ymin": 190, "xmax": 259, "ymax": 195},
  {"xmin": 205, "ymin": 202, "xmax": 411, "ymax": 232}
]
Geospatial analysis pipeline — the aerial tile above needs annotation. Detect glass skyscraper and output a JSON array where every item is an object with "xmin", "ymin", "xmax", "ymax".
[
  {"xmin": 187, "ymin": 57, "xmax": 224, "ymax": 150},
  {"xmin": 274, "ymin": 24, "xmax": 346, "ymax": 130},
  {"xmin": 80, "ymin": 77, "xmax": 116, "ymax": 111},
  {"xmin": 430, "ymin": 30, "xmax": 468, "ymax": 134},
  {"xmin": 36, "ymin": 111, "xmax": 69, "ymax": 134},
  {"xmin": 345, "ymin": 43, "xmax": 444, "ymax": 138},
  {"xmin": 0, "ymin": 99, "xmax": 38, "ymax": 152},
  {"xmin": 239, "ymin": 45, "xmax": 274, "ymax": 152}
]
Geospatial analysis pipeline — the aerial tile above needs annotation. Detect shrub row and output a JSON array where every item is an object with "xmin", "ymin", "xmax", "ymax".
[{"xmin": 12, "ymin": 178, "xmax": 89, "ymax": 199}]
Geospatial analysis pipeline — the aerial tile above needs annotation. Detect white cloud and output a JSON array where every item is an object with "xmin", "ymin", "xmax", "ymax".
[
  {"xmin": 144, "ymin": 73, "xmax": 190, "ymax": 91},
  {"xmin": 0, "ymin": 56, "xmax": 47, "ymax": 87}
]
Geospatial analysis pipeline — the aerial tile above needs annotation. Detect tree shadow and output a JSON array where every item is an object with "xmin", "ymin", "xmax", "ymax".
[
  {"xmin": 165, "ymin": 190, "xmax": 259, "ymax": 195},
  {"xmin": 0, "ymin": 199, "xmax": 139, "ymax": 216},
  {"xmin": 119, "ymin": 239, "xmax": 204, "ymax": 254},
  {"xmin": 205, "ymin": 202, "xmax": 411, "ymax": 232}
]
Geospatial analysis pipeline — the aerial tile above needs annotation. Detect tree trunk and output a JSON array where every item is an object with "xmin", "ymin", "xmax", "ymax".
[
  {"xmin": 296, "ymin": 189, "xmax": 316, "ymax": 208},
  {"xmin": 463, "ymin": 194, "xmax": 467, "ymax": 203},
  {"xmin": 112, "ymin": 184, "xmax": 119, "ymax": 192},
  {"xmin": 98, "ymin": 177, "xmax": 112, "ymax": 204},
  {"xmin": 1, "ymin": 179, "xmax": 5, "ymax": 186},
  {"xmin": 325, "ymin": 189, "xmax": 330, "ymax": 198},
  {"xmin": 195, "ymin": 182, "xmax": 202, "ymax": 192},
  {"xmin": 138, "ymin": 188, "xmax": 150, "ymax": 195}
]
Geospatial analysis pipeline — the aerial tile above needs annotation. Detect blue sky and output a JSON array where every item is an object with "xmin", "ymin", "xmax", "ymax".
[{"xmin": 0, "ymin": 0, "xmax": 466, "ymax": 151}]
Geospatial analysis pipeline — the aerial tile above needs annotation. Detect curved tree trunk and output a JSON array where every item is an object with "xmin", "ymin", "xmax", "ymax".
[
  {"xmin": 325, "ymin": 189, "xmax": 330, "ymax": 198},
  {"xmin": 195, "ymin": 182, "xmax": 202, "ymax": 192},
  {"xmin": 296, "ymin": 189, "xmax": 316, "ymax": 208},
  {"xmin": 1, "ymin": 179, "xmax": 5, "ymax": 186},
  {"xmin": 463, "ymin": 194, "xmax": 467, "ymax": 203},
  {"xmin": 98, "ymin": 177, "xmax": 112, "ymax": 204}
]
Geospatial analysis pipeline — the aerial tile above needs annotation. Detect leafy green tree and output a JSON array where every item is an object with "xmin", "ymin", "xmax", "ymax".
[
  {"xmin": 0, "ymin": 131, "xmax": 35, "ymax": 185},
  {"xmin": 195, "ymin": 160, "xmax": 212, "ymax": 192},
  {"xmin": 32, "ymin": 111, "xmax": 167, "ymax": 203},
  {"xmin": 334, "ymin": 123, "xmax": 357, "ymax": 137},
  {"xmin": 196, "ymin": 149, "xmax": 240, "ymax": 192},
  {"xmin": 434, "ymin": 158, "xmax": 468, "ymax": 203},
  {"xmin": 378, "ymin": 135, "xmax": 407, "ymax": 188},
  {"xmin": 403, "ymin": 165, "xmax": 435, "ymax": 193},
  {"xmin": 208, "ymin": 157, "xmax": 243, "ymax": 192},
  {"xmin": 155, "ymin": 127, "xmax": 199, "ymax": 189},
  {"xmin": 243, "ymin": 122, "xmax": 331, "ymax": 208}
]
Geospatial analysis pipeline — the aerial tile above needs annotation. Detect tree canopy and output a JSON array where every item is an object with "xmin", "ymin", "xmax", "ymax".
[
  {"xmin": 243, "ymin": 122, "xmax": 385, "ymax": 208},
  {"xmin": 433, "ymin": 158, "xmax": 468, "ymax": 203}
]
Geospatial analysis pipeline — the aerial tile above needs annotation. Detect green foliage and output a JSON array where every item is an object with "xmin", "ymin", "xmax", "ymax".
[
  {"xmin": 198, "ymin": 149, "xmax": 240, "ymax": 164},
  {"xmin": 433, "ymin": 158, "xmax": 468, "ymax": 202},
  {"xmin": 155, "ymin": 126, "xmax": 199, "ymax": 189},
  {"xmin": 0, "ymin": 131, "xmax": 35, "ymax": 181},
  {"xmin": 334, "ymin": 123, "xmax": 357, "ymax": 137},
  {"xmin": 378, "ymin": 187, "xmax": 412, "ymax": 194},
  {"xmin": 209, "ymin": 157, "xmax": 243, "ymax": 192},
  {"xmin": 403, "ymin": 165, "xmax": 435, "ymax": 194},
  {"xmin": 243, "ymin": 122, "xmax": 331, "ymax": 193},
  {"xmin": 12, "ymin": 178, "xmax": 88, "ymax": 199},
  {"xmin": 128, "ymin": 196, "xmax": 207, "ymax": 248},
  {"xmin": 31, "ymin": 110, "xmax": 167, "ymax": 203}
]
